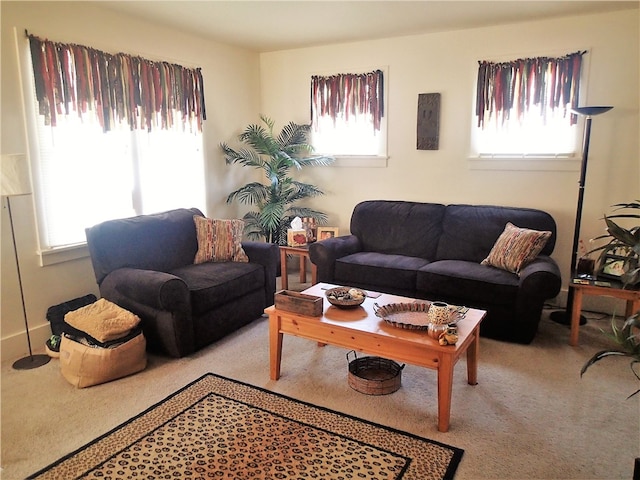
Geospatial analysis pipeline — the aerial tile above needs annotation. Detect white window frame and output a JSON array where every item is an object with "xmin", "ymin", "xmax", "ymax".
[
  {"xmin": 15, "ymin": 31, "xmax": 206, "ymax": 265},
  {"xmin": 310, "ymin": 67, "xmax": 389, "ymax": 168},
  {"xmin": 468, "ymin": 49, "xmax": 590, "ymax": 171}
]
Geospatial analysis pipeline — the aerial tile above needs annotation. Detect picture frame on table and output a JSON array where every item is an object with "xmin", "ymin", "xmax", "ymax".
[
  {"xmin": 317, "ymin": 227, "xmax": 339, "ymax": 241},
  {"xmin": 598, "ymin": 254, "xmax": 627, "ymax": 280}
]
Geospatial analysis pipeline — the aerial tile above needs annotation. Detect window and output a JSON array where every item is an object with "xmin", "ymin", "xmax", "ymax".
[
  {"xmin": 25, "ymin": 34, "xmax": 206, "ymax": 251},
  {"xmin": 472, "ymin": 51, "xmax": 585, "ymax": 158},
  {"xmin": 310, "ymin": 69, "xmax": 387, "ymax": 159}
]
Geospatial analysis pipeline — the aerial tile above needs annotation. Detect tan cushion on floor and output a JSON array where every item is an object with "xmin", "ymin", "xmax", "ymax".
[
  {"xmin": 60, "ymin": 333, "xmax": 146, "ymax": 388},
  {"xmin": 64, "ymin": 298, "xmax": 140, "ymax": 343}
]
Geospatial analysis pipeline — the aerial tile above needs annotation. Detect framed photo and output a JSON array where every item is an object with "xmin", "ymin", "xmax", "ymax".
[
  {"xmin": 599, "ymin": 254, "xmax": 627, "ymax": 280},
  {"xmin": 317, "ymin": 227, "xmax": 339, "ymax": 241}
]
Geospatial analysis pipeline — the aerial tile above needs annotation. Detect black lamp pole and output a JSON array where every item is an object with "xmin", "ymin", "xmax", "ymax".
[
  {"xmin": 8, "ymin": 196, "xmax": 51, "ymax": 369},
  {"xmin": 550, "ymin": 106, "xmax": 613, "ymax": 326}
]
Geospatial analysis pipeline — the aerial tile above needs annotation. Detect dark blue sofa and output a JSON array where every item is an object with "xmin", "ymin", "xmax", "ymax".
[
  {"xmin": 85, "ymin": 208, "xmax": 279, "ymax": 357},
  {"xmin": 309, "ymin": 200, "xmax": 562, "ymax": 343}
]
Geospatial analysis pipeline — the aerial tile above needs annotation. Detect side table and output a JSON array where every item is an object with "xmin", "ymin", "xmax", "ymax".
[
  {"xmin": 569, "ymin": 277, "xmax": 640, "ymax": 346},
  {"xmin": 279, "ymin": 245, "xmax": 317, "ymax": 290}
]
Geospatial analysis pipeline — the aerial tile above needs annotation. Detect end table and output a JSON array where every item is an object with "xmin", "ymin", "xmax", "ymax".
[
  {"xmin": 279, "ymin": 245, "xmax": 317, "ymax": 290},
  {"xmin": 569, "ymin": 277, "xmax": 640, "ymax": 346}
]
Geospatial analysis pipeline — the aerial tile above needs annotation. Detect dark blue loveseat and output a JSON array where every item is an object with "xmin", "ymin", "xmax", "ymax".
[
  {"xmin": 309, "ymin": 200, "xmax": 562, "ymax": 343},
  {"xmin": 85, "ymin": 208, "xmax": 279, "ymax": 357}
]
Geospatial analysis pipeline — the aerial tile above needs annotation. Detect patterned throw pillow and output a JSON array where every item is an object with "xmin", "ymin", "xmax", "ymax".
[
  {"xmin": 481, "ymin": 222, "xmax": 551, "ymax": 274},
  {"xmin": 193, "ymin": 216, "xmax": 249, "ymax": 264}
]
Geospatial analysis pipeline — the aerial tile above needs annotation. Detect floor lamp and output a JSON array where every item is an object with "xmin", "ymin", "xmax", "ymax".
[
  {"xmin": 550, "ymin": 106, "xmax": 613, "ymax": 326},
  {"xmin": 1, "ymin": 154, "xmax": 51, "ymax": 369}
]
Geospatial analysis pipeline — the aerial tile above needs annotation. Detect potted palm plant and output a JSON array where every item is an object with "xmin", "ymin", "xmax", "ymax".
[
  {"xmin": 587, "ymin": 200, "xmax": 640, "ymax": 287},
  {"xmin": 581, "ymin": 312, "xmax": 640, "ymax": 479},
  {"xmin": 581, "ymin": 201, "xmax": 640, "ymax": 479},
  {"xmin": 221, "ymin": 115, "xmax": 334, "ymax": 245},
  {"xmin": 581, "ymin": 312, "xmax": 640, "ymax": 398}
]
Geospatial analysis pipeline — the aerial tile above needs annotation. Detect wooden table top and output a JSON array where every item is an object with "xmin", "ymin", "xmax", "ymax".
[{"xmin": 267, "ymin": 282, "xmax": 486, "ymax": 353}]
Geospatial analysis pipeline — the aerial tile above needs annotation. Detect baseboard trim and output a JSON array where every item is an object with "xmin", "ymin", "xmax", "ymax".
[{"xmin": 1, "ymin": 323, "xmax": 52, "ymax": 363}]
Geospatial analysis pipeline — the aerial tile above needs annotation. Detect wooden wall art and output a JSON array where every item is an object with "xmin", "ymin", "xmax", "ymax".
[{"xmin": 417, "ymin": 93, "xmax": 441, "ymax": 150}]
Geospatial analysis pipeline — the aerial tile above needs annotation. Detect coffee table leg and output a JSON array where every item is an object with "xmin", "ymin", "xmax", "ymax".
[
  {"xmin": 437, "ymin": 354, "xmax": 454, "ymax": 432},
  {"xmin": 269, "ymin": 314, "xmax": 283, "ymax": 380},
  {"xmin": 467, "ymin": 329, "xmax": 479, "ymax": 385}
]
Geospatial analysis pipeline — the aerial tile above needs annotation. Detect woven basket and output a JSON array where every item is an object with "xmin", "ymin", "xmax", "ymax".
[
  {"xmin": 346, "ymin": 351, "xmax": 404, "ymax": 395},
  {"xmin": 325, "ymin": 286, "xmax": 366, "ymax": 308}
]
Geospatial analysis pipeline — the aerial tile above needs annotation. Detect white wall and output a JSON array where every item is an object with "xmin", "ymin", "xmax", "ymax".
[
  {"xmin": 0, "ymin": 2, "xmax": 261, "ymax": 361},
  {"xmin": 260, "ymin": 9, "xmax": 639, "ymax": 288}
]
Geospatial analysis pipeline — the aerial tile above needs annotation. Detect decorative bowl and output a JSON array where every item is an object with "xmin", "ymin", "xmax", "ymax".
[
  {"xmin": 325, "ymin": 287, "xmax": 367, "ymax": 308},
  {"xmin": 374, "ymin": 302, "xmax": 468, "ymax": 330}
]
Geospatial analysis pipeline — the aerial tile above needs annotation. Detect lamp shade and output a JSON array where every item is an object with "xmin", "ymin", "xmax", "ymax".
[
  {"xmin": 1, "ymin": 154, "xmax": 31, "ymax": 197},
  {"xmin": 571, "ymin": 106, "xmax": 613, "ymax": 117}
]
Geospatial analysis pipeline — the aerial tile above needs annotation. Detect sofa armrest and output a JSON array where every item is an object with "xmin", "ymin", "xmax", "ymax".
[
  {"xmin": 519, "ymin": 255, "xmax": 562, "ymax": 300},
  {"xmin": 242, "ymin": 241, "xmax": 279, "ymax": 305},
  {"xmin": 101, "ymin": 268, "xmax": 191, "ymax": 312},
  {"xmin": 99, "ymin": 268, "xmax": 193, "ymax": 357},
  {"xmin": 309, "ymin": 235, "xmax": 362, "ymax": 282}
]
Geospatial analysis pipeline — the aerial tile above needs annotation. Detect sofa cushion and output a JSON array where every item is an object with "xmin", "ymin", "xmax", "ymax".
[
  {"xmin": 193, "ymin": 217, "xmax": 249, "ymax": 264},
  {"xmin": 435, "ymin": 204, "xmax": 556, "ymax": 262},
  {"xmin": 417, "ymin": 260, "xmax": 519, "ymax": 306},
  {"xmin": 335, "ymin": 252, "xmax": 430, "ymax": 292},
  {"xmin": 350, "ymin": 200, "xmax": 445, "ymax": 259},
  {"xmin": 481, "ymin": 222, "xmax": 551, "ymax": 274},
  {"xmin": 85, "ymin": 208, "xmax": 203, "ymax": 284},
  {"xmin": 170, "ymin": 262, "xmax": 264, "ymax": 315}
]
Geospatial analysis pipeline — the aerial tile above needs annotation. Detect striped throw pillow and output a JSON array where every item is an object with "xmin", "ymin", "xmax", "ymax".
[
  {"xmin": 193, "ymin": 216, "xmax": 249, "ymax": 264},
  {"xmin": 481, "ymin": 222, "xmax": 551, "ymax": 274}
]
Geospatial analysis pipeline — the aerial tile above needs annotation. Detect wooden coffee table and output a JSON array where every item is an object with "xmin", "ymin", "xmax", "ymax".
[{"xmin": 265, "ymin": 283, "xmax": 486, "ymax": 432}]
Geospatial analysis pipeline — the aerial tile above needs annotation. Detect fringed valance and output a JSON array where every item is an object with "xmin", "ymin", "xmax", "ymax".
[
  {"xmin": 311, "ymin": 69, "xmax": 384, "ymax": 132},
  {"xmin": 27, "ymin": 32, "xmax": 206, "ymax": 133},
  {"xmin": 476, "ymin": 51, "xmax": 585, "ymax": 128}
]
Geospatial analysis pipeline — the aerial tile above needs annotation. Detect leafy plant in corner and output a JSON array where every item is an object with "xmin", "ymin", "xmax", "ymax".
[
  {"xmin": 587, "ymin": 200, "xmax": 640, "ymax": 287},
  {"xmin": 581, "ymin": 313, "xmax": 640, "ymax": 399},
  {"xmin": 221, "ymin": 115, "xmax": 334, "ymax": 245}
]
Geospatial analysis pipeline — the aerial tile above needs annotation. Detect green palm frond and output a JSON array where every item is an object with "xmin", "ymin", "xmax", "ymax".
[
  {"xmin": 611, "ymin": 200, "xmax": 640, "ymax": 212},
  {"xmin": 226, "ymin": 182, "xmax": 270, "ymax": 205},
  {"xmin": 240, "ymin": 212, "xmax": 267, "ymax": 241},
  {"xmin": 296, "ymin": 155, "xmax": 335, "ymax": 167},
  {"xmin": 222, "ymin": 144, "xmax": 267, "ymax": 170},
  {"xmin": 239, "ymin": 122, "xmax": 280, "ymax": 157},
  {"xmin": 286, "ymin": 207, "xmax": 329, "ymax": 225},
  {"xmin": 277, "ymin": 121, "xmax": 311, "ymax": 149},
  {"xmin": 605, "ymin": 215, "xmax": 638, "ymax": 246},
  {"xmin": 581, "ymin": 313, "xmax": 640, "ymax": 399}
]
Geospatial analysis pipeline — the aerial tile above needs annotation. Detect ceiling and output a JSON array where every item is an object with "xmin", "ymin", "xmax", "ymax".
[{"xmin": 99, "ymin": 1, "xmax": 638, "ymax": 53}]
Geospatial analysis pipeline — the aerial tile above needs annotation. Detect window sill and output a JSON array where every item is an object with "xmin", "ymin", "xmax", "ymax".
[
  {"xmin": 467, "ymin": 156, "xmax": 580, "ymax": 171},
  {"xmin": 331, "ymin": 155, "xmax": 388, "ymax": 168},
  {"xmin": 39, "ymin": 243, "xmax": 89, "ymax": 266}
]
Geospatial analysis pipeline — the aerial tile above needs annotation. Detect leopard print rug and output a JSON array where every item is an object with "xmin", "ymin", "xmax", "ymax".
[{"xmin": 30, "ymin": 374, "xmax": 463, "ymax": 479}]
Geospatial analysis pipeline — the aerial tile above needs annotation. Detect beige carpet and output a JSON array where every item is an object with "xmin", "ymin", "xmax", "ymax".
[
  {"xmin": 28, "ymin": 373, "xmax": 462, "ymax": 479},
  {"xmin": 2, "ymin": 279, "xmax": 639, "ymax": 479}
]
